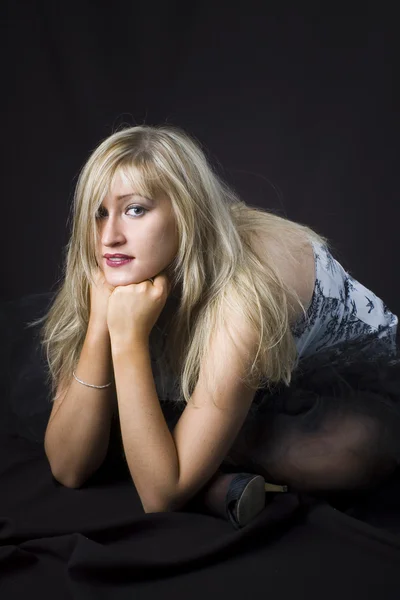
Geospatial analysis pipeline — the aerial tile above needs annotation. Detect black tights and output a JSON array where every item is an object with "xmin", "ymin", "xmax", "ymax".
[
  {"xmin": 221, "ymin": 333, "xmax": 400, "ymax": 495},
  {"xmin": 222, "ymin": 390, "xmax": 400, "ymax": 495},
  {"xmin": 189, "ymin": 339, "xmax": 400, "ymax": 518}
]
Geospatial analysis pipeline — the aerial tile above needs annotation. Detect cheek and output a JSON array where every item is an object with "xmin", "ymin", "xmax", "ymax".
[
  {"xmin": 167, "ymin": 223, "xmax": 179, "ymax": 253},
  {"xmin": 156, "ymin": 223, "xmax": 179, "ymax": 254}
]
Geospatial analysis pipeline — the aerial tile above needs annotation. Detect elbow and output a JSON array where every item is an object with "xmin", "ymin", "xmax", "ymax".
[
  {"xmin": 142, "ymin": 498, "xmax": 171, "ymax": 514},
  {"xmin": 142, "ymin": 495, "xmax": 187, "ymax": 514},
  {"xmin": 143, "ymin": 503, "xmax": 176, "ymax": 514},
  {"xmin": 63, "ymin": 478, "xmax": 83, "ymax": 489},
  {"xmin": 50, "ymin": 468, "xmax": 83, "ymax": 489},
  {"xmin": 46, "ymin": 453, "xmax": 85, "ymax": 489},
  {"xmin": 143, "ymin": 505, "xmax": 168, "ymax": 514},
  {"xmin": 141, "ymin": 493, "xmax": 180, "ymax": 514}
]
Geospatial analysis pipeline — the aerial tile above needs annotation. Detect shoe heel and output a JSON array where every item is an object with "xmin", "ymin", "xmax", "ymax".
[
  {"xmin": 226, "ymin": 473, "xmax": 266, "ymax": 529},
  {"xmin": 235, "ymin": 475, "xmax": 266, "ymax": 527}
]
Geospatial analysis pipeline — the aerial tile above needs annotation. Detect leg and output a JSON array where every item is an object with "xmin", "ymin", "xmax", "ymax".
[
  {"xmin": 189, "ymin": 395, "xmax": 399, "ymax": 525},
  {"xmin": 230, "ymin": 407, "xmax": 398, "ymax": 494},
  {"xmin": 195, "ymin": 469, "xmax": 241, "ymax": 519},
  {"xmin": 266, "ymin": 413, "xmax": 398, "ymax": 493},
  {"xmin": 192, "ymin": 467, "xmax": 268, "ymax": 528}
]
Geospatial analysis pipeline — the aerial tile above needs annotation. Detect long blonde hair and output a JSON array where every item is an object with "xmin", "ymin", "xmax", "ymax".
[{"xmin": 28, "ymin": 124, "xmax": 330, "ymax": 410}]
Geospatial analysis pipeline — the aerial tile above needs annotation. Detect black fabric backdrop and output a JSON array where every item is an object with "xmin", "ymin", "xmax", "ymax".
[
  {"xmin": 1, "ymin": 292, "xmax": 400, "ymax": 599},
  {"xmin": 2, "ymin": 5, "xmax": 400, "ymax": 599},
  {"xmin": 1, "ymin": 5, "xmax": 399, "ymax": 312}
]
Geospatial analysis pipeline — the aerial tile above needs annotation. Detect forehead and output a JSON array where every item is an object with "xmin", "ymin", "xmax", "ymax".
[
  {"xmin": 104, "ymin": 168, "xmax": 170, "ymax": 206},
  {"xmin": 107, "ymin": 170, "xmax": 143, "ymax": 196}
]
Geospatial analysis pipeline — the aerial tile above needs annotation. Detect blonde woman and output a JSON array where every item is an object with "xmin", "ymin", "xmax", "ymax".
[{"xmin": 34, "ymin": 125, "xmax": 399, "ymax": 529}]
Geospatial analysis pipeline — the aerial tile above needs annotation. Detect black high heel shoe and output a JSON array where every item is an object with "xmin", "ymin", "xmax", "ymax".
[
  {"xmin": 225, "ymin": 473, "xmax": 288, "ymax": 529},
  {"xmin": 198, "ymin": 470, "xmax": 288, "ymax": 529},
  {"xmin": 225, "ymin": 473, "xmax": 266, "ymax": 529}
]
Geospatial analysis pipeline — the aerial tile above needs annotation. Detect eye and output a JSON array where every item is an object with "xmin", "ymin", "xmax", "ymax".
[
  {"xmin": 127, "ymin": 205, "xmax": 147, "ymax": 217},
  {"xmin": 95, "ymin": 207, "xmax": 106, "ymax": 220},
  {"xmin": 95, "ymin": 205, "xmax": 148, "ymax": 219}
]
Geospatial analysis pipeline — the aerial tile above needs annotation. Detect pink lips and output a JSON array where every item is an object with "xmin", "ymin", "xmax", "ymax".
[{"xmin": 105, "ymin": 257, "xmax": 133, "ymax": 268}]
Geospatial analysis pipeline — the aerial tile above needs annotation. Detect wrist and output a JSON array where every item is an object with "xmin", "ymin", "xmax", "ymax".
[
  {"xmin": 110, "ymin": 333, "xmax": 149, "ymax": 356},
  {"xmin": 87, "ymin": 319, "xmax": 110, "ymax": 342}
]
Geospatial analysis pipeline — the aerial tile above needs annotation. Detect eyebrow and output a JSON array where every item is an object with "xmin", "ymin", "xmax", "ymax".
[{"xmin": 115, "ymin": 193, "xmax": 155, "ymax": 203}]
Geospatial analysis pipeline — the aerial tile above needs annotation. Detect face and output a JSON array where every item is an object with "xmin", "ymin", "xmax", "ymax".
[{"xmin": 96, "ymin": 170, "xmax": 179, "ymax": 292}]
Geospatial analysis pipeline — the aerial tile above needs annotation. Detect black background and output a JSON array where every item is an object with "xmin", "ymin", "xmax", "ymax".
[
  {"xmin": 2, "ymin": 6, "xmax": 400, "ymax": 597},
  {"xmin": 2, "ymin": 4, "xmax": 398, "ymax": 315}
]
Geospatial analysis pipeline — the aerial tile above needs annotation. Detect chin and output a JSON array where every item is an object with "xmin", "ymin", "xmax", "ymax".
[{"xmin": 105, "ymin": 273, "xmax": 151, "ymax": 285}]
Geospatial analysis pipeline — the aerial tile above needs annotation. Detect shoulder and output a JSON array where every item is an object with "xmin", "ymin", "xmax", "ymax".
[{"xmin": 249, "ymin": 229, "xmax": 316, "ymax": 324}]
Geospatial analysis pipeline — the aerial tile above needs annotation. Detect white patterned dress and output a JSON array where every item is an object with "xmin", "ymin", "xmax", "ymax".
[{"xmin": 290, "ymin": 240, "xmax": 398, "ymax": 367}]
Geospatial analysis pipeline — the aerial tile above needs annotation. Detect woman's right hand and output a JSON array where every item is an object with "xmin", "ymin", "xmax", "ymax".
[{"xmin": 89, "ymin": 268, "xmax": 115, "ymax": 332}]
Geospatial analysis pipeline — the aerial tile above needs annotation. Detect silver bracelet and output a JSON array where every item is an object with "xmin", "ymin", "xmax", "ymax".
[
  {"xmin": 71, "ymin": 276, "xmax": 154, "ymax": 390},
  {"xmin": 73, "ymin": 370, "xmax": 112, "ymax": 389}
]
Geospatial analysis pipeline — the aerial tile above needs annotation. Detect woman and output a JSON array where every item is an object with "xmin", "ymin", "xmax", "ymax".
[{"xmin": 33, "ymin": 124, "xmax": 399, "ymax": 530}]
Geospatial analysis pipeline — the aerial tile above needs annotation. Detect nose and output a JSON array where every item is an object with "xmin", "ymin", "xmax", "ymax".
[{"xmin": 100, "ymin": 214, "xmax": 127, "ymax": 247}]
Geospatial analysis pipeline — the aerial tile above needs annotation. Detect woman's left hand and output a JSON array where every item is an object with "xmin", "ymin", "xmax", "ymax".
[{"xmin": 107, "ymin": 272, "xmax": 172, "ymax": 347}]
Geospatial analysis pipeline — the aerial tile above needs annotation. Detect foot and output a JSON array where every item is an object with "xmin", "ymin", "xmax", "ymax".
[
  {"xmin": 200, "ymin": 472, "xmax": 238, "ymax": 519},
  {"xmin": 226, "ymin": 473, "xmax": 266, "ymax": 529},
  {"xmin": 198, "ymin": 471, "xmax": 266, "ymax": 528}
]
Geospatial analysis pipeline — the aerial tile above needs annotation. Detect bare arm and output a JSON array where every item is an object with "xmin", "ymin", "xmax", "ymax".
[
  {"xmin": 110, "ymin": 317, "xmax": 258, "ymax": 514},
  {"xmin": 111, "ymin": 336, "xmax": 180, "ymax": 513},
  {"xmin": 44, "ymin": 320, "xmax": 116, "ymax": 488}
]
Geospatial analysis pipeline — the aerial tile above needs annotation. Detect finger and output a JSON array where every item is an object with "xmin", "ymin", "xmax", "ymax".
[{"xmin": 153, "ymin": 272, "xmax": 168, "ymax": 286}]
